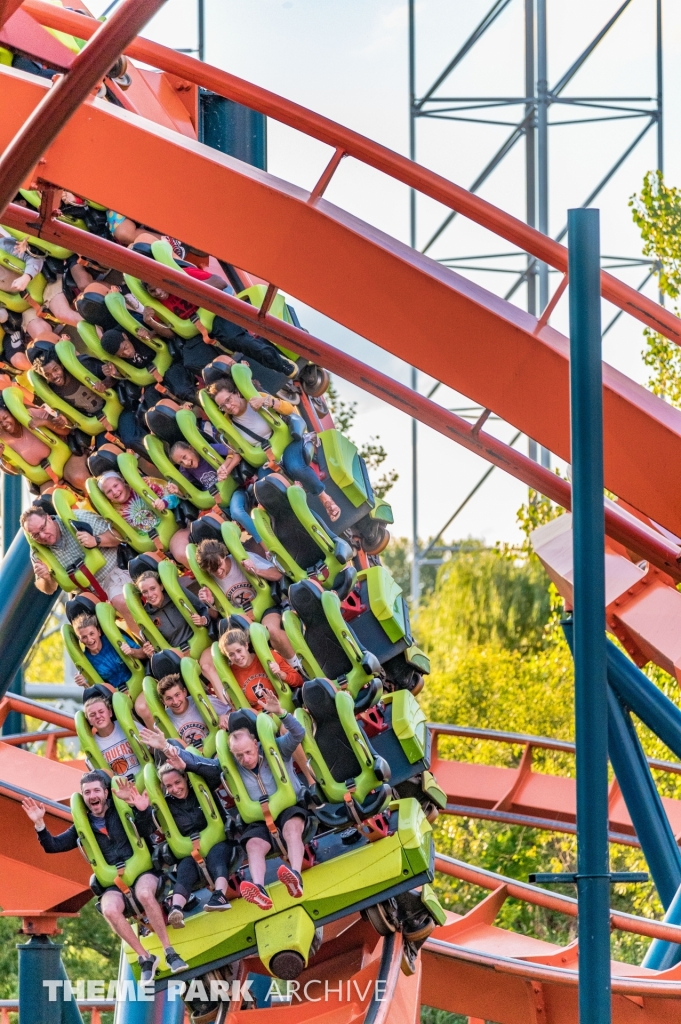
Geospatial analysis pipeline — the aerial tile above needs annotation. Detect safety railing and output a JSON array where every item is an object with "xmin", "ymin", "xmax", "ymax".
[{"xmin": 0, "ymin": 1000, "xmax": 113, "ymax": 1022}]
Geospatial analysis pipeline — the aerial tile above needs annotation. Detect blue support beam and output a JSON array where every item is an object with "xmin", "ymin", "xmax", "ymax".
[
  {"xmin": 568, "ymin": 207, "xmax": 611, "ymax": 1023},
  {"xmin": 0, "ymin": 529, "xmax": 57, "ymax": 697},
  {"xmin": 2, "ymin": 473, "xmax": 24, "ymax": 734},
  {"xmin": 605, "ymin": 638, "xmax": 681, "ymax": 761}
]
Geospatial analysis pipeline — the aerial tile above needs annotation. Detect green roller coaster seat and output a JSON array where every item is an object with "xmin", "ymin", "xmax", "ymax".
[
  {"xmin": 252, "ymin": 480, "xmax": 352, "ymax": 588},
  {"xmin": 284, "ymin": 583, "xmax": 379, "ymax": 699},
  {"xmin": 62, "ymin": 622, "xmax": 109, "ymax": 691},
  {"xmin": 236, "ymin": 284, "xmax": 299, "ymax": 361},
  {"xmin": 174, "ymin": 408, "xmax": 237, "ymax": 506},
  {"xmin": 141, "ymin": 658, "xmax": 219, "ymax": 756},
  {"xmin": 143, "ymin": 434, "xmax": 220, "ymax": 511},
  {"xmin": 2, "ymin": 225, "xmax": 73, "ymax": 260},
  {"xmin": 0, "ymin": 386, "xmax": 71, "ymax": 484},
  {"xmin": 294, "ymin": 685, "xmax": 389, "ymax": 806},
  {"xmin": 124, "ymin": 562, "xmax": 210, "ymax": 661},
  {"xmin": 96, "ymin": 602, "xmax": 145, "ymax": 700},
  {"xmin": 230, "ymin": 363, "xmax": 292, "ymax": 463},
  {"xmin": 77, "ymin": 320, "xmax": 156, "ymax": 387},
  {"xmin": 26, "ymin": 488, "xmax": 107, "ymax": 594},
  {"xmin": 74, "ymin": 691, "xmax": 150, "ymax": 788},
  {"xmin": 0, "ymin": 263, "xmax": 45, "ymax": 310},
  {"xmin": 103, "ymin": 292, "xmax": 173, "ymax": 376},
  {"xmin": 71, "ymin": 781, "xmax": 153, "ymax": 890},
  {"xmin": 186, "ymin": 520, "xmax": 274, "ymax": 622},
  {"xmin": 317, "ymin": 429, "xmax": 370, "ymax": 509},
  {"xmin": 383, "ymin": 690, "xmax": 429, "ymax": 766},
  {"xmin": 211, "ymin": 642, "xmax": 251, "ymax": 711},
  {"xmin": 85, "ymin": 454, "xmax": 178, "ymax": 554},
  {"xmin": 27, "ymin": 341, "xmax": 123, "ymax": 436},
  {"xmin": 215, "ymin": 713, "xmax": 297, "ymax": 824},
  {"xmin": 123, "ymin": 273, "xmax": 198, "ymax": 340},
  {"xmin": 357, "ymin": 565, "xmax": 407, "ymax": 644},
  {"xmin": 279, "ymin": 610, "xmax": 323, "ymax": 680},
  {"xmin": 143, "ymin": 762, "xmax": 225, "ymax": 861},
  {"xmin": 55, "ymin": 339, "xmax": 123, "ymax": 429},
  {"xmin": 198, "ymin": 389, "xmax": 268, "ymax": 469},
  {"xmin": 248, "ymin": 622, "xmax": 295, "ymax": 713}
]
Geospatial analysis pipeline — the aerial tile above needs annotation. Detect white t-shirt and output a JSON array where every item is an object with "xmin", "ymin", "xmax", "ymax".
[
  {"xmin": 94, "ymin": 722, "xmax": 141, "ymax": 780},
  {"xmin": 168, "ymin": 695, "xmax": 230, "ymax": 747},
  {"xmin": 233, "ymin": 403, "xmax": 272, "ymax": 442},
  {"xmin": 215, "ymin": 553, "xmax": 272, "ymax": 608}
]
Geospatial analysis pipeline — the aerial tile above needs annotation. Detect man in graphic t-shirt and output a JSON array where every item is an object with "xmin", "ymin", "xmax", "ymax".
[
  {"xmin": 83, "ymin": 695, "xmax": 141, "ymax": 780},
  {"xmin": 156, "ymin": 673, "xmax": 231, "ymax": 750}
]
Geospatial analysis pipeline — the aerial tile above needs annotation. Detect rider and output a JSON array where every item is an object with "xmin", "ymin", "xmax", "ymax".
[
  {"xmin": 134, "ymin": 570, "xmax": 225, "ymax": 698},
  {"xmin": 71, "ymin": 613, "xmax": 153, "ymax": 728},
  {"xmin": 155, "ymin": 673, "xmax": 231, "ymax": 750},
  {"xmin": 82, "ymin": 695, "xmax": 142, "ymax": 780},
  {"xmin": 20, "ymin": 504, "xmax": 137, "ymax": 635},
  {"xmin": 195, "ymin": 538, "xmax": 294, "ymax": 661},
  {"xmin": 157, "ymin": 760, "xmax": 235, "ymax": 927},
  {"xmin": 206, "ymin": 376, "xmax": 340, "ymax": 521},
  {"xmin": 162, "ymin": 692, "xmax": 309, "ymax": 911},
  {"xmin": 21, "ymin": 770, "xmax": 188, "ymax": 980},
  {"xmin": 218, "ymin": 627, "xmax": 302, "ymax": 710}
]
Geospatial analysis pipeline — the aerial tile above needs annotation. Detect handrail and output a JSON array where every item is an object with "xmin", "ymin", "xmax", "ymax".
[
  {"xmin": 435, "ymin": 853, "xmax": 681, "ymax": 945},
  {"xmin": 20, "ymin": 0, "xmax": 681, "ymax": 348},
  {"xmin": 0, "ymin": 694, "xmax": 75, "ymax": 730},
  {"xmin": 428, "ymin": 722, "xmax": 681, "ymax": 777},
  {"xmin": 0, "ymin": 779, "xmax": 72, "ymax": 818}
]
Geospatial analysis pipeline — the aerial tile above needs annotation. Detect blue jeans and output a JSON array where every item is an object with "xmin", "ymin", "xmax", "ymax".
[
  {"xmin": 281, "ymin": 440, "xmax": 323, "ymax": 496},
  {"xmin": 229, "ymin": 486, "xmax": 262, "ymax": 543}
]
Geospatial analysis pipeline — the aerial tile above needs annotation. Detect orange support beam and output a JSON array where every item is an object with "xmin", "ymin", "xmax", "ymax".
[{"xmin": 0, "ymin": 0, "xmax": 167, "ymax": 213}]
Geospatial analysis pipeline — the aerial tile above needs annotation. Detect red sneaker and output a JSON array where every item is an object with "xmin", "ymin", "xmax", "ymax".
[
  {"xmin": 277, "ymin": 865, "xmax": 304, "ymax": 899},
  {"xmin": 239, "ymin": 881, "xmax": 273, "ymax": 911}
]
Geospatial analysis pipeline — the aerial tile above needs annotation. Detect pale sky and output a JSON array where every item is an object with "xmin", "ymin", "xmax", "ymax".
[{"xmin": 86, "ymin": 0, "xmax": 681, "ymax": 550}]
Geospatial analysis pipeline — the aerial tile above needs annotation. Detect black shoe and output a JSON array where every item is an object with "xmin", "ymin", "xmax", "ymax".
[
  {"xmin": 205, "ymin": 891, "xmax": 232, "ymax": 912},
  {"xmin": 138, "ymin": 954, "xmax": 159, "ymax": 984},
  {"xmin": 165, "ymin": 948, "xmax": 188, "ymax": 974}
]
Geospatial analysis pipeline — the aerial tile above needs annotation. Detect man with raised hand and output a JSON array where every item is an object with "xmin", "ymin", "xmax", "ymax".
[{"xmin": 21, "ymin": 771, "xmax": 188, "ymax": 981}]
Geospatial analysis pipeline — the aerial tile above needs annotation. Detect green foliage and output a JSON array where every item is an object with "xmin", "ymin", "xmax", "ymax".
[
  {"xmin": 326, "ymin": 379, "xmax": 398, "ymax": 497},
  {"xmin": 414, "ymin": 493, "xmax": 670, "ymax": 986},
  {"xmin": 416, "ymin": 542, "xmax": 555, "ymax": 662},
  {"xmin": 630, "ymin": 170, "xmax": 681, "ymax": 405}
]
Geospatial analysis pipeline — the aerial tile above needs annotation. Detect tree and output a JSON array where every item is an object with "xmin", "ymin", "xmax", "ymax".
[
  {"xmin": 325, "ymin": 380, "xmax": 398, "ymax": 499},
  {"xmin": 630, "ymin": 171, "xmax": 681, "ymax": 405}
]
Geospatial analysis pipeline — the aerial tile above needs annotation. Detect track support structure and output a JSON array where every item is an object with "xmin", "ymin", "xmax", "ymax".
[{"xmin": 568, "ymin": 208, "xmax": 611, "ymax": 1022}]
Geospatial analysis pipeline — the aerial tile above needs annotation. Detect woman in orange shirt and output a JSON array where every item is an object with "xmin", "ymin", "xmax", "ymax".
[{"xmin": 218, "ymin": 627, "xmax": 302, "ymax": 708}]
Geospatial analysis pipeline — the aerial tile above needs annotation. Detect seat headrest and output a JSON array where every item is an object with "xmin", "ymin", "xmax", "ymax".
[
  {"xmin": 188, "ymin": 515, "xmax": 223, "ymax": 546},
  {"xmin": 301, "ymin": 677, "xmax": 338, "ymax": 722},
  {"xmin": 86, "ymin": 444, "xmax": 120, "ymax": 477},
  {"xmin": 65, "ymin": 594, "xmax": 98, "ymax": 622},
  {"xmin": 228, "ymin": 708, "xmax": 257, "ymax": 737},
  {"xmin": 150, "ymin": 650, "xmax": 182, "ymax": 680},
  {"xmin": 128, "ymin": 553, "xmax": 162, "ymax": 582},
  {"xmin": 218, "ymin": 613, "xmax": 251, "ymax": 638}
]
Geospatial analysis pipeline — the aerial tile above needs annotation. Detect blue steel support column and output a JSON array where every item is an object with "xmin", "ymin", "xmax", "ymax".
[
  {"xmin": 605, "ymin": 638, "xmax": 681, "ymax": 761},
  {"xmin": 0, "ymin": 530, "xmax": 57, "ymax": 696},
  {"xmin": 568, "ymin": 207, "xmax": 611, "ymax": 1023},
  {"xmin": 18, "ymin": 935, "xmax": 66, "ymax": 1024},
  {"xmin": 563, "ymin": 620, "xmax": 681, "ymax": 913},
  {"xmin": 2, "ymin": 473, "xmax": 24, "ymax": 734}
]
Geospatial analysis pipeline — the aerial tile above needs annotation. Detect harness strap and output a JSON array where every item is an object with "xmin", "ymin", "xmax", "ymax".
[{"xmin": 70, "ymin": 563, "xmax": 108, "ymax": 602}]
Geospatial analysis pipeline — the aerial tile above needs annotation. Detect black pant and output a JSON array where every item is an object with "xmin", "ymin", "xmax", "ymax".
[
  {"xmin": 173, "ymin": 840, "xmax": 231, "ymax": 899},
  {"xmin": 211, "ymin": 316, "xmax": 294, "ymax": 375}
]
